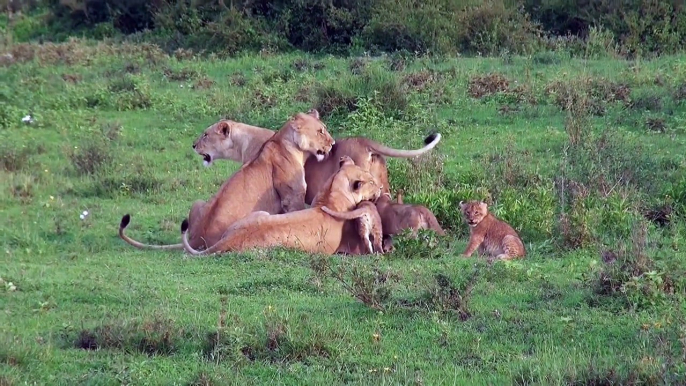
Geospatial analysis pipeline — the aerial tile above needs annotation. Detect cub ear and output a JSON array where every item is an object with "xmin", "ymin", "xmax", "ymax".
[
  {"xmin": 307, "ymin": 108, "xmax": 320, "ymax": 120},
  {"xmin": 338, "ymin": 156, "xmax": 354, "ymax": 168},
  {"xmin": 479, "ymin": 201, "xmax": 488, "ymax": 211},
  {"xmin": 216, "ymin": 121, "xmax": 231, "ymax": 137},
  {"xmin": 459, "ymin": 200, "xmax": 465, "ymax": 209},
  {"xmin": 352, "ymin": 180, "xmax": 362, "ymax": 191}
]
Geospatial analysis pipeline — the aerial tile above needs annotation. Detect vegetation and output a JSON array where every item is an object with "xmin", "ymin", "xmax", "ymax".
[
  {"xmin": 3, "ymin": 0, "xmax": 686, "ymax": 57},
  {"xmin": 1, "ymin": 3, "xmax": 686, "ymax": 385}
]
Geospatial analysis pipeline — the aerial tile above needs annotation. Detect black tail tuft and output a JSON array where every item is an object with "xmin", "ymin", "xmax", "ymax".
[
  {"xmin": 424, "ymin": 132, "xmax": 438, "ymax": 145},
  {"xmin": 181, "ymin": 219, "xmax": 189, "ymax": 233},
  {"xmin": 120, "ymin": 214, "xmax": 131, "ymax": 229}
]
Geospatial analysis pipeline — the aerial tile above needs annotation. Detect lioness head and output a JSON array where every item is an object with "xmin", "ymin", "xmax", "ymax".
[
  {"xmin": 193, "ymin": 120, "xmax": 234, "ymax": 167},
  {"xmin": 286, "ymin": 109, "xmax": 335, "ymax": 162},
  {"xmin": 338, "ymin": 161, "xmax": 383, "ymax": 204},
  {"xmin": 459, "ymin": 200, "xmax": 488, "ymax": 227}
]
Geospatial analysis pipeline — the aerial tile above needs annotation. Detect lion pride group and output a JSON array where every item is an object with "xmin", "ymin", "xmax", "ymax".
[{"xmin": 119, "ymin": 109, "xmax": 525, "ymax": 262}]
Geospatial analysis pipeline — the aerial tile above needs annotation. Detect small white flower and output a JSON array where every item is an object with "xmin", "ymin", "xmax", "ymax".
[
  {"xmin": 79, "ymin": 214, "xmax": 85, "ymax": 220},
  {"xmin": 82, "ymin": 210, "xmax": 88, "ymax": 216},
  {"xmin": 22, "ymin": 115, "xmax": 33, "ymax": 124},
  {"xmin": 180, "ymin": 84, "xmax": 184, "ymax": 88}
]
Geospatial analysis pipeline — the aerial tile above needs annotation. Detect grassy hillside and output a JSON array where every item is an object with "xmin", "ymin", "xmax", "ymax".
[{"xmin": 1, "ymin": 40, "xmax": 686, "ymax": 384}]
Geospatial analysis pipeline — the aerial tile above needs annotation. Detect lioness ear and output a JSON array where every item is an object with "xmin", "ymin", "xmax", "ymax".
[
  {"xmin": 216, "ymin": 121, "xmax": 231, "ymax": 137},
  {"xmin": 307, "ymin": 108, "xmax": 320, "ymax": 120},
  {"xmin": 352, "ymin": 180, "xmax": 362, "ymax": 191}
]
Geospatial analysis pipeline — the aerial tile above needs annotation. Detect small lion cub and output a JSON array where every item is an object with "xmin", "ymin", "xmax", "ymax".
[
  {"xmin": 355, "ymin": 201, "xmax": 385, "ymax": 254},
  {"xmin": 375, "ymin": 192, "xmax": 446, "ymax": 237},
  {"xmin": 459, "ymin": 200, "xmax": 525, "ymax": 262}
]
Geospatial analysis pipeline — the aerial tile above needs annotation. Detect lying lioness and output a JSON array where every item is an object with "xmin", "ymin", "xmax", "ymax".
[
  {"xmin": 119, "ymin": 110, "xmax": 335, "ymax": 251},
  {"xmin": 180, "ymin": 156, "xmax": 382, "ymax": 256},
  {"xmin": 192, "ymin": 109, "xmax": 442, "ymax": 204}
]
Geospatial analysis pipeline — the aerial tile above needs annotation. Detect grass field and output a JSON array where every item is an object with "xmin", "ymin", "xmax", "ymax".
[{"xmin": 1, "ymin": 40, "xmax": 686, "ymax": 385}]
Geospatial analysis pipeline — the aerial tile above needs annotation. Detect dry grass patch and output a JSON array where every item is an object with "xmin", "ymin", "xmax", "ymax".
[{"xmin": 468, "ymin": 73, "xmax": 510, "ymax": 98}]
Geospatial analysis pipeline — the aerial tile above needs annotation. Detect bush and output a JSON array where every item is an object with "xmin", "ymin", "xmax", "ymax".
[
  {"xmin": 362, "ymin": 0, "xmax": 542, "ymax": 56},
  {"xmin": 523, "ymin": 0, "xmax": 686, "ymax": 57},
  {"xmin": 14, "ymin": 0, "xmax": 686, "ymax": 56},
  {"xmin": 315, "ymin": 65, "xmax": 407, "ymax": 119},
  {"xmin": 68, "ymin": 141, "xmax": 113, "ymax": 176},
  {"xmin": 589, "ymin": 222, "xmax": 683, "ymax": 310},
  {"xmin": 46, "ymin": 0, "xmax": 162, "ymax": 34}
]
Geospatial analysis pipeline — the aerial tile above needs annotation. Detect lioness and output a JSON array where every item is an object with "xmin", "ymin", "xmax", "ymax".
[
  {"xmin": 459, "ymin": 200, "xmax": 525, "ymax": 262},
  {"xmin": 119, "ymin": 110, "xmax": 335, "ymax": 251},
  {"xmin": 180, "ymin": 157, "xmax": 382, "ymax": 256},
  {"xmin": 192, "ymin": 109, "xmax": 442, "ymax": 204}
]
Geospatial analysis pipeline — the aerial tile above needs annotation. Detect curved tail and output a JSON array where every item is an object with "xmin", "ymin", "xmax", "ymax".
[
  {"xmin": 321, "ymin": 206, "xmax": 370, "ymax": 220},
  {"xmin": 181, "ymin": 219, "xmax": 226, "ymax": 256},
  {"xmin": 119, "ymin": 214, "xmax": 184, "ymax": 250},
  {"xmin": 180, "ymin": 219, "xmax": 206, "ymax": 256},
  {"xmin": 368, "ymin": 133, "xmax": 441, "ymax": 158}
]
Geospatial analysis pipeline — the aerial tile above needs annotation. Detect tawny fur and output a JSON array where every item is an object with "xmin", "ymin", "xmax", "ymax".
[
  {"xmin": 396, "ymin": 189, "xmax": 404, "ymax": 204},
  {"xmin": 459, "ymin": 200, "xmax": 526, "ymax": 262},
  {"xmin": 321, "ymin": 200, "xmax": 385, "ymax": 254},
  {"xmin": 374, "ymin": 192, "xmax": 446, "ymax": 237},
  {"xmin": 180, "ymin": 158, "xmax": 382, "ymax": 256},
  {"xmin": 119, "ymin": 110, "xmax": 335, "ymax": 251},
  {"xmin": 191, "ymin": 111, "xmax": 442, "ymax": 205}
]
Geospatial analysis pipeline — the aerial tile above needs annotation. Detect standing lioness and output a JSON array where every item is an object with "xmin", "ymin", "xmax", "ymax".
[
  {"xmin": 181, "ymin": 157, "xmax": 382, "ymax": 256},
  {"xmin": 119, "ymin": 110, "xmax": 335, "ymax": 251},
  {"xmin": 192, "ymin": 110, "xmax": 442, "ymax": 204}
]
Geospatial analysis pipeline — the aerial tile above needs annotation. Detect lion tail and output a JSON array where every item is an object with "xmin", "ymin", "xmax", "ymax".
[
  {"xmin": 367, "ymin": 133, "xmax": 441, "ymax": 158},
  {"xmin": 321, "ymin": 205, "xmax": 371, "ymax": 220},
  {"xmin": 119, "ymin": 214, "xmax": 184, "ymax": 250}
]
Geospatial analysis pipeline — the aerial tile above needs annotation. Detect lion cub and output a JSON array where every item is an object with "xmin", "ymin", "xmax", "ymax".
[
  {"xmin": 354, "ymin": 201, "xmax": 385, "ymax": 254},
  {"xmin": 375, "ymin": 192, "xmax": 446, "ymax": 237},
  {"xmin": 459, "ymin": 200, "xmax": 525, "ymax": 262}
]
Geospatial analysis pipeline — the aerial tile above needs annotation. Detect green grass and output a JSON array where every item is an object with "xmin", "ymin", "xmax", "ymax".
[{"xmin": 1, "ymin": 40, "xmax": 686, "ymax": 385}]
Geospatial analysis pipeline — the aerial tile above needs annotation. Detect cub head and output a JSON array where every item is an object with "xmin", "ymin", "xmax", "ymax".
[
  {"xmin": 459, "ymin": 200, "xmax": 489, "ymax": 227},
  {"xmin": 192, "ymin": 120, "xmax": 234, "ymax": 167},
  {"xmin": 338, "ymin": 155, "xmax": 354, "ymax": 168},
  {"xmin": 284, "ymin": 109, "xmax": 335, "ymax": 162},
  {"xmin": 376, "ymin": 192, "xmax": 393, "ymax": 205}
]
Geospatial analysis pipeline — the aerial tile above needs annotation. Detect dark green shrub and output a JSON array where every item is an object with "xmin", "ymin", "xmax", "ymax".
[
  {"xmin": 524, "ymin": 0, "xmax": 686, "ymax": 56},
  {"xmin": 46, "ymin": 0, "xmax": 163, "ymax": 34}
]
